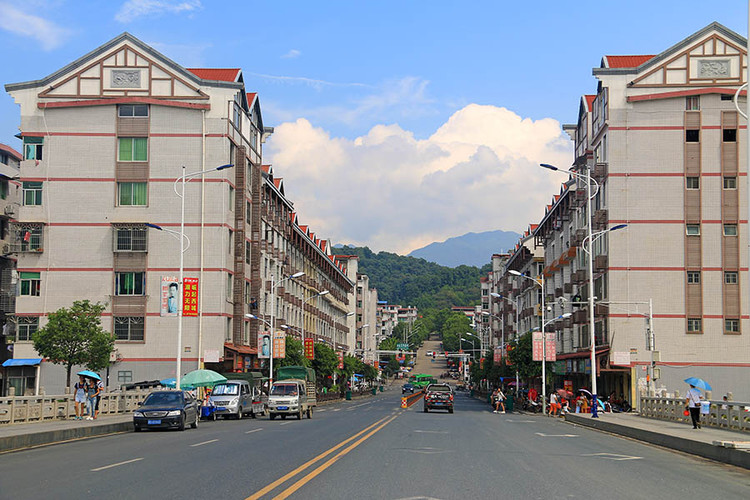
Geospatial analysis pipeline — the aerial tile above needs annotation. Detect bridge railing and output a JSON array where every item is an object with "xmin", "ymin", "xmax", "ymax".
[{"xmin": 639, "ymin": 397, "xmax": 750, "ymax": 432}]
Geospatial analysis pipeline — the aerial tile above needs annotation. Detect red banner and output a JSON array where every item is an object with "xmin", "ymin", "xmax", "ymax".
[
  {"xmin": 182, "ymin": 277, "xmax": 199, "ymax": 317},
  {"xmin": 532, "ymin": 332, "xmax": 556, "ymax": 361},
  {"xmin": 338, "ymin": 351, "xmax": 344, "ymax": 369},
  {"xmin": 304, "ymin": 338, "xmax": 314, "ymax": 360},
  {"xmin": 374, "ymin": 360, "xmax": 379, "ymax": 370}
]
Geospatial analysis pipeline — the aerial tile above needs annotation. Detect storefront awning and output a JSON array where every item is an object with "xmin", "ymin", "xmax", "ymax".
[
  {"xmin": 555, "ymin": 347, "xmax": 609, "ymax": 360},
  {"xmin": 224, "ymin": 343, "xmax": 257, "ymax": 355},
  {"xmin": 2, "ymin": 358, "xmax": 43, "ymax": 367}
]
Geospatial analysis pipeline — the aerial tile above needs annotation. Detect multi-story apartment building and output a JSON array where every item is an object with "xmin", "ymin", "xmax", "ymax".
[
  {"xmin": 354, "ymin": 274, "xmax": 378, "ymax": 362},
  {"xmin": 542, "ymin": 22, "xmax": 750, "ymax": 400},
  {"xmin": 4, "ymin": 33, "xmax": 353, "ymax": 393},
  {"xmin": 0, "ymin": 144, "xmax": 21, "ymax": 394},
  {"xmin": 377, "ymin": 301, "xmax": 399, "ymax": 338}
]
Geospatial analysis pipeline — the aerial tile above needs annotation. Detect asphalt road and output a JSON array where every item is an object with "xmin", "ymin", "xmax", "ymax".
[{"xmin": 0, "ymin": 390, "xmax": 748, "ymax": 500}]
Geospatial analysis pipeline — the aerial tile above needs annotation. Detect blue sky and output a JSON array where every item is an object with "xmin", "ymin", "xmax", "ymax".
[{"xmin": 1, "ymin": 1, "xmax": 748, "ymax": 254}]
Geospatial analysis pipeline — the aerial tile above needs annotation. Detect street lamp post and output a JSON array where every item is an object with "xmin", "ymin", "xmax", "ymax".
[
  {"xmin": 145, "ymin": 163, "xmax": 232, "ymax": 392},
  {"xmin": 509, "ymin": 269, "xmax": 548, "ymax": 413},
  {"xmin": 268, "ymin": 272, "xmax": 305, "ymax": 385},
  {"xmin": 301, "ymin": 290, "xmax": 329, "ymax": 356}
]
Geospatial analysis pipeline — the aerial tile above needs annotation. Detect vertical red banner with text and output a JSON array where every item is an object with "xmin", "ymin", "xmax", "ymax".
[
  {"xmin": 338, "ymin": 351, "xmax": 344, "ymax": 369},
  {"xmin": 304, "ymin": 338, "xmax": 314, "ymax": 359},
  {"xmin": 182, "ymin": 278, "xmax": 199, "ymax": 317}
]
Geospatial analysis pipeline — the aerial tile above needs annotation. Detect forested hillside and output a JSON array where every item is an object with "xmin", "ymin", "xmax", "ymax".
[{"xmin": 332, "ymin": 245, "xmax": 491, "ymax": 310}]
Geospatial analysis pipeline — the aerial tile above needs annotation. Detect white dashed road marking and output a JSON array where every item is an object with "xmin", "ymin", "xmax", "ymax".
[
  {"xmin": 91, "ymin": 458, "xmax": 144, "ymax": 472},
  {"xmin": 582, "ymin": 452, "xmax": 643, "ymax": 461},
  {"xmin": 190, "ymin": 439, "xmax": 219, "ymax": 447},
  {"xmin": 245, "ymin": 428, "xmax": 262, "ymax": 434}
]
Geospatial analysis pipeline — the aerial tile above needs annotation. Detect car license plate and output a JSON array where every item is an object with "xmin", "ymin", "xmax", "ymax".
[
  {"xmin": 216, "ymin": 407, "xmax": 226, "ymax": 411},
  {"xmin": 277, "ymin": 406, "xmax": 288, "ymax": 410},
  {"xmin": 147, "ymin": 419, "xmax": 161, "ymax": 425}
]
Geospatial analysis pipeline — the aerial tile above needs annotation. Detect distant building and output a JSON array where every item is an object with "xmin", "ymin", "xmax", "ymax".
[{"xmin": 0, "ymin": 143, "xmax": 20, "ymax": 394}]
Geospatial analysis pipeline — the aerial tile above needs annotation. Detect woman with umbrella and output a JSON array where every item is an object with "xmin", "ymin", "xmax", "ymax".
[{"xmin": 684, "ymin": 377, "xmax": 710, "ymax": 429}]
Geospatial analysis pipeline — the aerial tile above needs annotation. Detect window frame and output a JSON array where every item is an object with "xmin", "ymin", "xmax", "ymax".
[
  {"xmin": 117, "ymin": 137, "xmax": 148, "ymax": 162},
  {"xmin": 22, "ymin": 181, "xmax": 42, "ymax": 206},
  {"xmin": 686, "ymin": 224, "xmax": 701, "ymax": 236},
  {"xmin": 19, "ymin": 272, "xmax": 41, "ymax": 296},
  {"xmin": 724, "ymin": 271, "xmax": 739, "ymax": 285},
  {"xmin": 114, "ymin": 226, "xmax": 147, "ymax": 252},
  {"xmin": 118, "ymin": 104, "xmax": 148, "ymax": 117},
  {"xmin": 686, "ymin": 318, "xmax": 702, "ymax": 333},
  {"xmin": 685, "ymin": 177, "xmax": 700, "ymax": 190},
  {"xmin": 114, "ymin": 316, "xmax": 145, "ymax": 341},
  {"xmin": 687, "ymin": 271, "xmax": 701, "ymax": 284},
  {"xmin": 23, "ymin": 137, "xmax": 43, "ymax": 161},
  {"xmin": 16, "ymin": 317, "xmax": 39, "ymax": 341},
  {"xmin": 117, "ymin": 182, "xmax": 148, "ymax": 206},
  {"xmin": 723, "ymin": 224, "xmax": 738, "ymax": 237},
  {"xmin": 686, "ymin": 96, "xmax": 700, "ymax": 111},
  {"xmin": 724, "ymin": 176, "xmax": 737, "ymax": 189},
  {"xmin": 115, "ymin": 271, "xmax": 145, "ymax": 296},
  {"xmin": 725, "ymin": 319, "xmax": 740, "ymax": 334},
  {"xmin": 685, "ymin": 129, "xmax": 700, "ymax": 142}
]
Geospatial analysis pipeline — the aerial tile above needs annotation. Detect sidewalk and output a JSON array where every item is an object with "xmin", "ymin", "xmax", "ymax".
[
  {"xmin": 564, "ymin": 411, "xmax": 750, "ymax": 470},
  {"xmin": 0, "ymin": 414, "xmax": 133, "ymax": 454}
]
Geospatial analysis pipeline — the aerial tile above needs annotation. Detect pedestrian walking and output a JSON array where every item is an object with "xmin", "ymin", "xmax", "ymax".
[
  {"xmin": 73, "ymin": 376, "xmax": 88, "ymax": 420},
  {"xmin": 549, "ymin": 392, "xmax": 560, "ymax": 416},
  {"xmin": 685, "ymin": 384, "xmax": 702, "ymax": 429},
  {"xmin": 495, "ymin": 388, "xmax": 506, "ymax": 414},
  {"xmin": 93, "ymin": 378, "xmax": 103, "ymax": 419},
  {"xmin": 85, "ymin": 378, "xmax": 97, "ymax": 420}
]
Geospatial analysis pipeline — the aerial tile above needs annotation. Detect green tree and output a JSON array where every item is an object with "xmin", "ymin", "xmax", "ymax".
[
  {"xmin": 312, "ymin": 342, "xmax": 339, "ymax": 385},
  {"xmin": 32, "ymin": 300, "xmax": 114, "ymax": 389},
  {"xmin": 277, "ymin": 337, "xmax": 309, "ymax": 370},
  {"xmin": 508, "ymin": 333, "xmax": 542, "ymax": 380}
]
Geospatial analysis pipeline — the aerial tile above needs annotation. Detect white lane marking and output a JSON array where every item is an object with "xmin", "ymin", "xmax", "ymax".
[
  {"xmin": 506, "ymin": 419, "xmax": 535, "ymax": 423},
  {"xmin": 535, "ymin": 432, "xmax": 578, "ymax": 438},
  {"xmin": 190, "ymin": 439, "xmax": 219, "ymax": 447},
  {"xmin": 245, "ymin": 428, "xmax": 263, "ymax": 434},
  {"xmin": 414, "ymin": 430, "xmax": 448, "ymax": 434},
  {"xmin": 582, "ymin": 452, "xmax": 643, "ymax": 461},
  {"xmin": 332, "ymin": 408, "xmax": 342, "ymax": 412},
  {"xmin": 317, "ymin": 409, "xmax": 326, "ymax": 412},
  {"xmin": 403, "ymin": 447, "xmax": 445, "ymax": 455},
  {"xmin": 279, "ymin": 422, "xmax": 291, "ymax": 426},
  {"xmin": 91, "ymin": 458, "xmax": 143, "ymax": 472}
]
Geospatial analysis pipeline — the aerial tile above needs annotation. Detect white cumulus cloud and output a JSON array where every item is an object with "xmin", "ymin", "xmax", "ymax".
[
  {"xmin": 115, "ymin": 0, "xmax": 201, "ymax": 23},
  {"xmin": 265, "ymin": 104, "xmax": 573, "ymax": 254},
  {"xmin": 0, "ymin": 2, "xmax": 69, "ymax": 50},
  {"xmin": 281, "ymin": 49, "xmax": 301, "ymax": 59}
]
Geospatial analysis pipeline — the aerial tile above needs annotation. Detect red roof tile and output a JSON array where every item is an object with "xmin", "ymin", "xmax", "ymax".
[
  {"xmin": 273, "ymin": 178, "xmax": 282, "ymax": 188},
  {"xmin": 0, "ymin": 143, "xmax": 22, "ymax": 160},
  {"xmin": 247, "ymin": 92, "xmax": 256, "ymax": 103},
  {"xmin": 186, "ymin": 68, "xmax": 241, "ymax": 82},
  {"xmin": 584, "ymin": 94, "xmax": 596, "ymax": 110},
  {"xmin": 605, "ymin": 55, "xmax": 655, "ymax": 68}
]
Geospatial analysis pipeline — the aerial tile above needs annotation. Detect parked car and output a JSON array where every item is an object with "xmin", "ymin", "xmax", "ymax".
[
  {"xmin": 133, "ymin": 390, "xmax": 199, "ymax": 431},
  {"xmin": 209, "ymin": 380, "xmax": 258, "ymax": 419},
  {"xmin": 402, "ymin": 383, "xmax": 415, "ymax": 394},
  {"xmin": 423, "ymin": 383, "xmax": 454, "ymax": 413}
]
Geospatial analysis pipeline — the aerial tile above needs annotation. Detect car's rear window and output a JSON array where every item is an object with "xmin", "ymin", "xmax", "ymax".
[{"xmin": 428, "ymin": 385, "xmax": 451, "ymax": 392}]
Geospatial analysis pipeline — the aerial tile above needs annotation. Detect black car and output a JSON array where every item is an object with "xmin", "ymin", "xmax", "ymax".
[
  {"xmin": 133, "ymin": 390, "xmax": 199, "ymax": 431},
  {"xmin": 423, "ymin": 383, "xmax": 454, "ymax": 413},
  {"xmin": 402, "ymin": 383, "xmax": 415, "ymax": 394}
]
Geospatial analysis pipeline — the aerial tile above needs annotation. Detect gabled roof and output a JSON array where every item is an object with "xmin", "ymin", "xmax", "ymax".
[
  {"xmin": 584, "ymin": 94, "xmax": 596, "ymax": 110},
  {"xmin": 186, "ymin": 68, "xmax": 242, "ymax": 83},
  {"xmin": 602, "ymin": 55, "xmax": 655, "ymax": 69},
  {"xmin": 0, "ymin": 143, "xmax": 22, "ymax": 161}
]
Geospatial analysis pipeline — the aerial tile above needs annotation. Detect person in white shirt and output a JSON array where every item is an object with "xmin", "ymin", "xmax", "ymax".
[{"xmin": 685, "ymin": 384, "xmax": 703, "ymax": 429}]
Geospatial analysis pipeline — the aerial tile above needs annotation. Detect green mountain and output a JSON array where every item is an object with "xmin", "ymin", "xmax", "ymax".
[{"xmin": 332, "ymin": 246, "xmax": 491, "ymax": 310}]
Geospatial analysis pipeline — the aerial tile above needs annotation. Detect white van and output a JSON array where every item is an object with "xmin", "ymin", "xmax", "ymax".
[{"xmin": 208, "ymin": 380, "xmax": 255, "ymax": 419}]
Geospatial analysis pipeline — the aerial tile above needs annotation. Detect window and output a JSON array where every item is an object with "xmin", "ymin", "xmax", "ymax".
[
  {"xmin": 229, "ymin": 186, "xmax": 235, "ymax": 211},
  {"xmin": 721, "ymin": 94, "xmax": 734, "ymax": 101},
  {"xmin": 114, "ymin": 317, "xmax": 144, "ymax": 341},
  {"xmin": 16, "ymin": 225, "xmax": 43, "ymax": 251},
  {"xmin": 724, "ymin": 271, "xmax": 739, "ymax": 284},
  {"xmin": 685, "ymin": 177, "xmax": 699, "ymax": 189},
  {"xmin": 245, "ymin": 241, "xmax": 250, "ymax": 264},
  {"xmin": 687, "ymin": 318, "xmax": 702, "ymax": 333},
  {"xmin": 246, "ymin": 201, "xmax": 251, "ymax": 224},
  {"xmin": 19, "ymin": 272, "xmax": 41, "ymax": 296},
  {"xmin": 0, "ymin": 179, "xmax": 8, "ymax": 200},
  {"xmin": 723, "ymin": 129, "xmax": 737, "ymax": 142},
  {"xmin": 686, "ymin": 224, "xmax": 701, "ymax": 236},
  {"xmin": 228, "ymin": 230, "xmax": 234, "ymax": 255},
  {"xmin": 118, "ymin": 138, "xmax": 148, "ymax": 162},
  {"xmin": 685, "ymin": 130, "xmax": 700, "ymax": 142},
  {"xmin": 22, "ymin": 181, "xmax": 42, "ymax": 206},
  {"xmin": 724, "ymin": 176, "xmax": 737, "ymax": 189},
  {"xmin": 117, "ymin": 370, "xmax": 133, "ymax": 383},
  {"xmin": 23, "ymin": 137, "xmax": 43, "ymax": 160},
  {"xmin": 686, "ymin": 96, "xmax": 700, "ymax": 110},
  {"xmin": 687, "ymin": 271, "xmax": 701, "ymax": 284},
  {"xmin": 16, "ymin": 317, "xmax": 38, "ymax": 341},
  {"xmin": 115, "ymin": 272, "xmax": 145, "ymax": 295},
  {"xmin": 226, "ymin": 273, "xmax": 233, "ymax": 300},
  {"xmin": 725, "ymin": 319, "xmax": 740, "ymax": 333},
  {"xmin": 723, "ymin": 224, "xmax": 738, "ymax": 236},
  {"xmin": 118, "ymin": 182, "xmax": 147, "ymax": 206},
  {"xmin": 115, "ymin": 227, "xmax": 147, "ymax": 252},
  {"xmin": 118, "ymin": 104, "xmax": 148, "ymax": 117}
]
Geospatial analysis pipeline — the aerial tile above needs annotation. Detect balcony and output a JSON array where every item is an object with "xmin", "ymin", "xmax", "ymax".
[{"xmin": 593, "ymin": 162, "xmax": 608, "ymax": 179}]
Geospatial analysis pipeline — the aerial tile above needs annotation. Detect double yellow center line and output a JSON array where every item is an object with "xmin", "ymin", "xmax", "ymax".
[{"xmin": 246, "ymin": 413, "xmax": 398, "ymax": 500}]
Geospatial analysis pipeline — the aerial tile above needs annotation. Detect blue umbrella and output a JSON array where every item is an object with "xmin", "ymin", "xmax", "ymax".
[
  {"xmin": 77, "ymin": 370, "xmax": 101, "ymax": 380},
  {"xmin": 684, "ymin": 377, "xmax": 712, "ymax": 391},
  {"xmin": 160, "ymin": 378, "xmax": 176, "ymax": 388}
]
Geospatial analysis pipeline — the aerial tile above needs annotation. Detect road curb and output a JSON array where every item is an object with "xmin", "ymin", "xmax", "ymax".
[
  {"xmin": 564, "ymin": 413, "xmax": 750, "ymax": 470},
  {"xmin": 0, "ymin": 421, "xmax": 133, "ymax": 454}
]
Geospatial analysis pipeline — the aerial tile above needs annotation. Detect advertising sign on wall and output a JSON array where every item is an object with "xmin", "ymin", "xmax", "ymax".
[
  {"xmin": 258, "ymin": 332, "xmax": 271, "ymax": 359},
  {"xmin": 160, "ymin": 276, "xmax": 179, "ymax": 316},
  {"xmin": 182, "ymin": 277, "xmax": 199, "ymax": 317},
  {"xmin": 273, "ymin": 331, "xmax": 286, "ymax": 359},
  {"xmin": 304, "ymin": 338, "xmax": 314, "ymax": 360}
]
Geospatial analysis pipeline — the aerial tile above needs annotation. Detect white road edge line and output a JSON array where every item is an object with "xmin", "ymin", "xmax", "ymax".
[
  {"xmin": 279, "ymin": 422, "xmax": 291, "ymax": 426},
  {"xmin": 91, "ymin": 457, "xmax": 144, "ymax": 472},
  {"xmin": 245, "ymin": 428, "xmax": 263, "ymax": 434},
  {"xmin": 190, "ymin": 439, "xmax": 219, "ymax": 447}
]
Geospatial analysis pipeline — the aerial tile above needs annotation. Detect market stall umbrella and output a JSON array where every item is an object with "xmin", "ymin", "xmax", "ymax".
[
  {"xmin": 77, "ymin": 370, "xmax": 101, "ymax": 380},
  {"xmin": 684, "ymin": 377, "xmax": 712, "ymax": 391},
  {"xmin": 160, "ymin": 378, "xmax": 176, "ymax": 388},
  {"xmin": 180, "ymin": 369, "xmax": 226, "ymax": 389}
]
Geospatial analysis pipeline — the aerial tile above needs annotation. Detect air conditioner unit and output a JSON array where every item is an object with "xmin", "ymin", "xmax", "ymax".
[{"xmin": 3, "ymin": 205, "xmax": 16, "ymax": 217}]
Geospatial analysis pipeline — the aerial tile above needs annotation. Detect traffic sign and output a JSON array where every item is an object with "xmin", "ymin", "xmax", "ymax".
[{"xmin": 397, "ymin": 343, "xmax": 409, "ymax": 350}]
